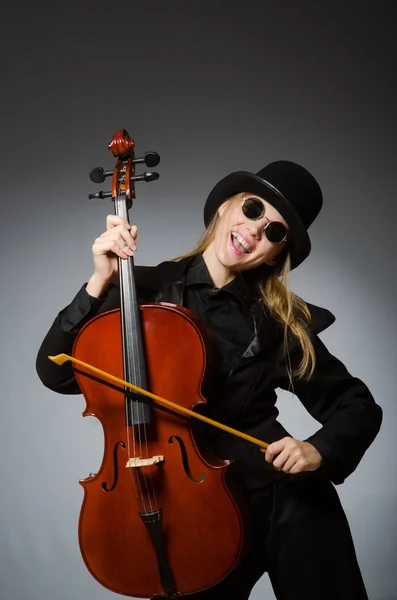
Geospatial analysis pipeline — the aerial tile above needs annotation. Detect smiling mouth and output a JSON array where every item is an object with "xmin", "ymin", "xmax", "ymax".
[{"xmin": 231, "ymin": 231, "xmax": 252, "ymax": 254}]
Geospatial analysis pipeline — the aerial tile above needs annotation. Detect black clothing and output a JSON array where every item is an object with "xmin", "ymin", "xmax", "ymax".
[
  {"xmin": 184, "ymin": 254, "xmax": 256, "ymax": 404},
  {"xmin": 36, "ymin": 254, "xmax": 382, "ymax": 491},
  {"xmin": 36, "ymin": 253, "xmax": 381, "ymax": 599},
  {"xmin": 184, "ymin": 473, "xmax": 368, "ymax": 600}
]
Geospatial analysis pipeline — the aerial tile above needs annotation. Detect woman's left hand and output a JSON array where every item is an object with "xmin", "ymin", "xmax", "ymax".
[{"xmin": 261, "ymin": 437, "xmax": 322, "ymax": 474}]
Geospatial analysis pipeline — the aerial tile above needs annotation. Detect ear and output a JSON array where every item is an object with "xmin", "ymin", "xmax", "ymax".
[{"xmin": 217, "ymin": 201, "xmax": 228, "ymax": 217}]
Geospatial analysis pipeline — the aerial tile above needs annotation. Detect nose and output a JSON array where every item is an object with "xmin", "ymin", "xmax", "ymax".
[{"xmin": 247, "ymin": 217, "xmax": 266, "ymax": 239}]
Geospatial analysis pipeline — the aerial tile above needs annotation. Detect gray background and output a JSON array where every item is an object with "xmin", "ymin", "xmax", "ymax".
[{"xmin": 1, "ymin": 1, "xmax": 396, "ymax": 599}]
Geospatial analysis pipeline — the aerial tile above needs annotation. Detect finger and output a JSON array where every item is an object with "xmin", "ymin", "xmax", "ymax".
[
  {"xmin": 123, "ymin": 227, "xmax": 137, "ymax": 251},
  {"xmin": 280, "ymin": 455, "xmax": 299, "ymax": 473},
  {"xmin": 111, "ymin": 223, "xmax": 137, "ymax": 250},
  {"xmin": 111, "ymin": 237, "xmax": 135, "ymax": 258},
  {"xmin": 116, "ymin": 230, "xmax": 136, "ymax": 253},
  {"xmin": 94, "ymin": 237, "xmax": 132, "ymax": 260},
  {"xmin": 288, "ymin": 459, "xmax": 310, "ymax": 475},
  {"xmin": 129, "ymin": 224, "xmax": 138, "ymax": 240},
  {"xmin": 263, "ymin": 437, "xmax": 290, "ymax": 463},
  {"xmin": 263, "ymin": 449, "xmax": 282, "ymax": 466},
  {"xmin": 272, "ymin": 449, "xmax": 291, "ymax": 471},
  {"xmin": 261, "ymin": 449, "xmax": 281, "ymax": 468},
  {"xmin": 98, "ymin": 228, "xmax": 136, "ymax": 253},
  {"xmin": 105, "ymin": 214, "xmax": 131, "ymax": 231}
]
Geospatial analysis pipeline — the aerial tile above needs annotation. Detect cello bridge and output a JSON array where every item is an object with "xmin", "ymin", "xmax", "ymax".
[{"xmin": 126, "ymin": 455, "xmax": 164, "ymax": 468}]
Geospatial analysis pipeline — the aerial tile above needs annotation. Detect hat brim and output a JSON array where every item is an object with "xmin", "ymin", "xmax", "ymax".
[{"xmin": 204, "ymin": 171, "xmax": 311, "ymax": 269}]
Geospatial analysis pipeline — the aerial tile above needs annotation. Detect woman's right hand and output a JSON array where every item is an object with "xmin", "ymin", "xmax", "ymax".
[{"xmin": 86, "ymin": 215, "xmax": 138, "ymax": 298}]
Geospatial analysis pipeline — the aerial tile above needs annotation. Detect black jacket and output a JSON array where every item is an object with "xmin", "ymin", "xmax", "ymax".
[{"xmin": 36, "ymin": 256, "xmax": 382, "ymax": 490}]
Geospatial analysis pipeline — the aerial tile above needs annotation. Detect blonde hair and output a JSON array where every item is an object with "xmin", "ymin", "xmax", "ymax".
[{"xmin": 173, "ymin": 194, "xmax": 316, "ymax": 385}]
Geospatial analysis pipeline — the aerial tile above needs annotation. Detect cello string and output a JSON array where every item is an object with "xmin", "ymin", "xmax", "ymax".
[
  {"xmin": 132, "ymin": 394, "xmax": 153, "ymax": 512},
  {"xmin": 126, "ymin": 401, "xmax": 147, "ymax": 512},
  {"xmin": 127, "ymin": 272, "xmax": 154, "ymax": 512},
  {"xmin": 116, "ymin": 171, "xmax": 159, "ymax": 515},
  {"xmin": 116, "ymin": 192, "xmax": 149, "ymax": 515},
  {"xmin": 136, "ymin": 388, "xmax": 159, "ymax": 512},
  {"xmin": 133, "ymin": 355, "xmax": 157, "ymax": 513},
  {"xmin": 114, "ymin": 166, "xmax": 158, "ymax": 510},
  {"xmin": 123, "ymin": 207, "xmax": 159, "ymax": 514}
]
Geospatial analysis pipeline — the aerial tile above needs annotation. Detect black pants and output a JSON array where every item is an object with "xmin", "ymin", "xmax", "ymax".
[{"xmin": 184, "ymin": 473, "xmax": 368, "ymax": 600}]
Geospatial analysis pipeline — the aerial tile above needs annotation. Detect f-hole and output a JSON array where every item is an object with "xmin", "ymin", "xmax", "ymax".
[
  {"xmin": 102, "ymin": 441, "xmax": 126, "ymax": 492},
  {"xmin": 169, "ymin": 435, "xmax": 205, "ymax": 484}
]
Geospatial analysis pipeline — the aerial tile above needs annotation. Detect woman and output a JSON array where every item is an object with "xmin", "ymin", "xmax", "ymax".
[{"xmin": 36, "ymin": 160, "xmax": 382, "ymax": 599}]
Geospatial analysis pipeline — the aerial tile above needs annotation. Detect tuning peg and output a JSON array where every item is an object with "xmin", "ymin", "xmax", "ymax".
[
  {"xmin": 89, "ymin": 167, "xmax": 113, "ymax": 183},
  {"xmin": 88, "ymin": 190, "xmax": 112, "ymax": 199},
  {"xmin": 130, "ymin": 172, "xmax": 159, "ymax": 183},
  {"xmin": 133, "ymin": 152, "xmax": 160, "ymax": 168}
]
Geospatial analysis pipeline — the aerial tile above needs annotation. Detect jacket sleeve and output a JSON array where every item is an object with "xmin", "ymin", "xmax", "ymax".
[
  {"xmin": 36, "ymin": 283, "xmax": 121, "ymax": 394},
  {"xmin": 36, "ymin": 265, "xmax": 161, "ymax": 395},
  {"xmin": 283, "ymin": 334, "xmax": 382, "ymax": 484}
]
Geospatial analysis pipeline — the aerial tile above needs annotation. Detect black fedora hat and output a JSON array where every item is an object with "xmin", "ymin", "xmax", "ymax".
[{"xmin": 204, "ymin": 160, "xmax": 323, "ymax": 269}]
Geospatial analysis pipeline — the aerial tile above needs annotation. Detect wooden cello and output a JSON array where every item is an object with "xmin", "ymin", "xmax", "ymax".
[{"xmin": 72, "ymin": 129, "xmax": 245, "ymax": 598}]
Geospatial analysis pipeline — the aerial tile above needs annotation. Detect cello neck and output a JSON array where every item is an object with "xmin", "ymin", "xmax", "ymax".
[
  {"xmin": 115, "ymin": 196, "xmax": 149, "ymax": 395},
  {"xmin": 94, "ymin": 129, "xmax": 160, "ymax": 426},
  {"xmin": 109, "ymin": 130, "xmax": 151, "ymax": 426}
]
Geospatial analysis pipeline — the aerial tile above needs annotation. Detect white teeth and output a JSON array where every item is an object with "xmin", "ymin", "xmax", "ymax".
[{"xmin": 232, "ymin": 231, "xmax": 251, "ymax": 253}]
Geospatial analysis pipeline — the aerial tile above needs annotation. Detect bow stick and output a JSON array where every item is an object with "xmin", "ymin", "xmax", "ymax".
[{"xmin": 49, "ymin": 353, "xmax": 269, "ymax": 450}]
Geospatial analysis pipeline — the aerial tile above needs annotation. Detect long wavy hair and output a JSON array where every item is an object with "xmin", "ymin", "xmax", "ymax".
[{"xmin": 173, "ymin": 193, "xmax": 316, "ymax": 385}]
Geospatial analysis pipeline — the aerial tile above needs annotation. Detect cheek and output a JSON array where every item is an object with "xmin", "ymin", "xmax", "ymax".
[
  {"xmin": 214, "ymin": 220, "xmax": 230, "ymax": 249},
  {"xmin": 252, "ymin": 241, "xmax": 280, "ymax": 266}
]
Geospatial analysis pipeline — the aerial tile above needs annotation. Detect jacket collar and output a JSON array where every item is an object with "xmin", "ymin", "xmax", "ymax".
[
  {"xmin": 136, "ymin": 256, "xmax": 336, "ymax": 361},
  {"xmin": 185, "ymin": 253, "xmax": 256, "ymax": 307},
  {"xmin": 143, "ymin": 256, "xmax": 278, "ymax": 362},
  {"xmin": 150, "ymin": 256, "xmax": 195, "ymax": 306}
]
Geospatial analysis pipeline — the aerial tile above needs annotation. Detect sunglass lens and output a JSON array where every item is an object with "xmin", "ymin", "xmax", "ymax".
[
  {"xmin": 265, "ymin": 222, "xmax": 287, "ymax": 243},
  {"xmin": 242, "ymin": 197, "xmax": 264, "ymax": 219}
]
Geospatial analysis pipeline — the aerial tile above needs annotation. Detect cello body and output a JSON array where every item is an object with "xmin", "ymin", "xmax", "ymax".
[{"xmin": 74, "ymin": 303, "xmax": 245, "ymax": 598}]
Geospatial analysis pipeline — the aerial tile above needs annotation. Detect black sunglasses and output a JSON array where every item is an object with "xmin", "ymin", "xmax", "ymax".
[{"xmin": 241, "ymin": 197, "xmax": 288, "ymax": 243}]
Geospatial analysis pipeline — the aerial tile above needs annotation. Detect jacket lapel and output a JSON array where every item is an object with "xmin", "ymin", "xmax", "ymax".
[
  {"xmin": 237, "ymin": 301, "xmax": 335, "ymax": 368},
  {"xmin": 235, "ymin": 301, "xmax": 283, "ymax": 372},
  {"xmin": 135, "ymin": 256, "xmax": 194, "ymax": 304}
]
